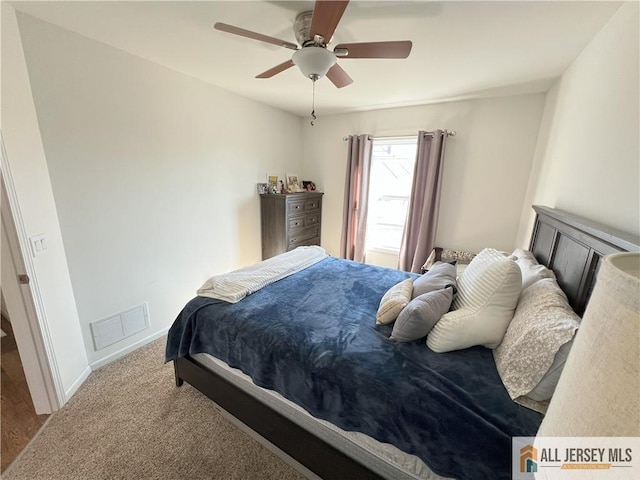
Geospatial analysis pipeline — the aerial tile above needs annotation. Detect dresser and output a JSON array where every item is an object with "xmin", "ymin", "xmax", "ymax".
[{"xmin": 260, "ymin": 192, "xmax": 323, "ymax": 260}]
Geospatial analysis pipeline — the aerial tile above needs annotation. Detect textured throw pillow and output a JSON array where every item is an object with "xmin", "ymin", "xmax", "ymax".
[
  {"xmin": 512, "ymin": 248, "xmax": 556, "ymax": 290},
  {"xmin": 422, "ymin": 248, "xmax": 477, "ymax": 272},
  {"xmin": 376, "ymin": 278, "xmax": 414, "ymax": 325},
  {"xmin": 412, "ymin": 262, "xmax": 457, "ymax": 299},
  {"xmin": 426, "ymin": 248, "xmax": 522, "ymax": 352},
  {"xmin": 493, "ymin": 278, "xmax": 579, "ymax": 413},
  {"xmin": 390, "ymin": 286, "xmax": 455, "ymax": 342}
]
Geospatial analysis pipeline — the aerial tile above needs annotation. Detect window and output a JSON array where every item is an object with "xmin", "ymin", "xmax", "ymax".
[{"xmin": 365, "ymin": 137, "xmax": 417, "ymax": 253}]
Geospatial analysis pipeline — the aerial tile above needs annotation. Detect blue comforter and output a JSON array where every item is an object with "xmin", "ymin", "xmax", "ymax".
[{"xmin": 166, "ymin": 257, "xmax": 542, "ymax": 480}]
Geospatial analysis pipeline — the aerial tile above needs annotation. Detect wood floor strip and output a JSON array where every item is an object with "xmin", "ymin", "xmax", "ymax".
[{"xmin": 1, "ymin": 315, "xmax": 49, "ymax": 472}]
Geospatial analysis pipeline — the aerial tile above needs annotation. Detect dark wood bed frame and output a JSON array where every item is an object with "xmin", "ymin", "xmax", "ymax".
[
  {"xmin": 528, "ymin": 205, "xmax": 639, "ymax": 315},
  {"xmin": 173, "ymin": 205, "xmax": 640, "ymax": 479}
]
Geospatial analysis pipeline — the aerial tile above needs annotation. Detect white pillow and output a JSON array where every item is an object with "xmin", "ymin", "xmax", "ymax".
[
  {"xmin": 426, "ymin": 248, "xmax": 522, "ymax": 352},
  {"xmin": 511, "ymin": 248, "xmax": 556, "ymax": 290},
  {"xmin": 375, "ymin": 278, "xmax": 413, "ymax": 325},
  {"xmin": 493, "ymin": 278, "xmax": 579, "ymax": 413}
]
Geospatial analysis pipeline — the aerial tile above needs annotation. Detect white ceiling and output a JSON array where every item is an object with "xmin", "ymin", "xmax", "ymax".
[{"xmin": 10, "ymin": 1, "xmax": 622, "ymax": 118}]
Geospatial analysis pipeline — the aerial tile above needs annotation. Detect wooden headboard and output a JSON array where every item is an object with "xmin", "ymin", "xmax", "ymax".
[{"xmin": 529, "ymin": 205, "xmax": 640, "ymax": 316}]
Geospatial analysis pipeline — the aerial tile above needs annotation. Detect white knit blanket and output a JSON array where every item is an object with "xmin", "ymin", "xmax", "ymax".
[{"xmin": 197, "ymin": 246, "xmax": 328, "ymax": 303}]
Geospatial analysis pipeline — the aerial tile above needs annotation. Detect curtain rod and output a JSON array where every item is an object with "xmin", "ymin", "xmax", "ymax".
[
  {"xmin": 427, "ymin": 130, "xmax": 457, "ymax": 137},
  {"xmin": 342, "ymin": 130, "xmax": 457, "ymax": 141}
]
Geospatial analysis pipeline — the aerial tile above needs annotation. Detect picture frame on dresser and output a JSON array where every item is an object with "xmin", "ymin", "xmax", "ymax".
[
  {"xmin": 302, "ymin": 181, "xmax": 316, "ymax": 191},
  {"xmin": 286, "ymin": 173, "xmax": 301, "ymax": 192},
  {"xmin": 267, "ymin": 175, "xmax": 278, "ymax": 194}
]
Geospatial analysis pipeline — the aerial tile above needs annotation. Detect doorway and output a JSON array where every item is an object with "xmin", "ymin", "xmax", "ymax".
[
  {"xmin": 1, "ymin": 296, "xmax": 49, "ymax": 472},
  {"xmin": 1, "ymin": 158, "xmax": 60, "ymax": 469}
]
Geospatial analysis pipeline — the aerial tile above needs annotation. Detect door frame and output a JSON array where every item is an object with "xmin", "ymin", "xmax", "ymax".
[{"xmin": 1, "ymin": 134, "xmax": 61, "ymax": 413}]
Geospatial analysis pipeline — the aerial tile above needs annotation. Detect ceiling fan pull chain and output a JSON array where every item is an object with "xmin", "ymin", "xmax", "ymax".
[{"xmin": 310, "ymin": 78, "xmax": 317, "ymax": 126}]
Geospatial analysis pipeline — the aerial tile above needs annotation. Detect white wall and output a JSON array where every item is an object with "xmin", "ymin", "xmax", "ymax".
[
  {"xmin": 15, "ymin": 13, "xmax": 303, "ymax": 367},
  {"xmin": 1, "ymin": 4, "xmax": 89, "ymax": 403},
  {"xmin": 516, "ymin": 2, "xmax": 639, "ymax": 246},
  {"xmin": 302, "ymin": 95, "xmax": 546, "ymax": 259}
]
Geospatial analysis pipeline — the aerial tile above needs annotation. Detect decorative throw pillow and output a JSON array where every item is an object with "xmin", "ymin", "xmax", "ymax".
[
  {"xmin": 511, "ymin": 248, "xmax": 556, "ymax": 290},
  {"xmin": 426, "ymin": 248, "xmax": 522, "ymax": 352},
  {"xmin": 376, "ymin": 278, "xmax": 414, "ymax": 325},
  {"xmin": 412, "ymin": 262, "xmax": 457, "ymax": 299},
  {"xmin": 493, "ymin": 278, "xmax": 579, "ymax": 413},
  {"xmin": 390, "ymin": 286, "xmax": 455, "ymax": 342},
  {"xmin": 422, "ymin": 247, "xmax": 477, "ymax": 272}
]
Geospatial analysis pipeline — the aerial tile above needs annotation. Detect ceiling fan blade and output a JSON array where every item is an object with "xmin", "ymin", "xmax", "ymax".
[
  {"xmin": 326, "ymin": 64, "xmax": 353, "ymax": 88},
  {"xmin": 256, "ymin": 60, "xmax": 295, "ymax": 79},
  {"xmin": 214, "ymin": 23, "xmax": 298, "ymax": 51},
  {"xmin": 333, "ymin": 41, "xmax": 413, "ymax": 59},
  {"xmin": 309, "ymin": 0, "xmax": 350, "ymax": 43}
]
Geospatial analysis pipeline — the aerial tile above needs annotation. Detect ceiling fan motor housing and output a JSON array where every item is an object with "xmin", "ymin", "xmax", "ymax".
[{"xmin": 294, "ymin": 11, "xmax": 314, "ymax": 46}]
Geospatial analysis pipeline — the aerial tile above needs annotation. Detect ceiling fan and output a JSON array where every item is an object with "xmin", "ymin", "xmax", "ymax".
[{"xmin": 213, "ymin": 0, "xmax": 413, "ymax": 89}]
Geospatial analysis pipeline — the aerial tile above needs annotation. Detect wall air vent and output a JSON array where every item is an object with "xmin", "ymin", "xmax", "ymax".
[{"xmin": 90, "ymin": 303, "xmax": 149, "ymax": 351}]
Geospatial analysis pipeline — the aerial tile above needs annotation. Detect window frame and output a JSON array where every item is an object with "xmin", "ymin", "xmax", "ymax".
[{"xmin": 365, "ymin": 135, "xmax": 418, "ymax": 254}]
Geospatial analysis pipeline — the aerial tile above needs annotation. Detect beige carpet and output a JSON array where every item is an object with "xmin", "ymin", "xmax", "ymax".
[{"xmin": 4, "ymin": 337, "xmax": 306, "ymax": 480}]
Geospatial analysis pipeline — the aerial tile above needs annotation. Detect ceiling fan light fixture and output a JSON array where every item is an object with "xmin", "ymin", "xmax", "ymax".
[{"xmin": 292, "ymin": 47, "xmax": 337, "ymax": 80}]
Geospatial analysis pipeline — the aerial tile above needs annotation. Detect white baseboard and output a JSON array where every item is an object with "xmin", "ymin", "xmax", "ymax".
[
  {"xmin": 64, "ymin": 365, "xmax": 91, "ymax": 403},
  {"xmin": 89, "ymin": 327, "xmax": 169, "ymax": 371}
]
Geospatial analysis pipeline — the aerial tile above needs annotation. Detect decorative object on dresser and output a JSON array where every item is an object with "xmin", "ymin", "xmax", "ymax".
[
  {"xmin": 285, "ymin": 173, "xmax": 301, "ymax": 192},
  {"xmin": 260, "ymin": 192, "xmax": 323, "ymax": 260},
  {"xmin": 267, "ymin": 175, "xmax": 278, "ymax": 194}
]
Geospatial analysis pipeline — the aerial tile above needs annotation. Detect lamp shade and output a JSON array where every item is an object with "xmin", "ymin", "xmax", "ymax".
[
  {"xmin": 292, "ymin": 46, "xmax": 337, "ymax": 79},
  {"xmin": 537, "ymin": 252, "xmax": 640, "ymax": 436}
]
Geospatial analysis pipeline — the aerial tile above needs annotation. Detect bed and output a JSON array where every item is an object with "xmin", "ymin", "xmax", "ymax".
[{"xmin": 166, "ymin": 205, "xmax": 639, "ymax": 480}]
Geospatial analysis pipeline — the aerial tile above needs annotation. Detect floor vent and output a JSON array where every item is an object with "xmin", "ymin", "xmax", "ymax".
[{"xmin": 90, "ymin": 303, "xmax": 149, "ymax": 351}]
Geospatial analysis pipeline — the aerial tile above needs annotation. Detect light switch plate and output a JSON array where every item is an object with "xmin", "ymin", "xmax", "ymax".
[{"xmin": 29, "ymin": 233, "xmax": 47, "ymax": 257}]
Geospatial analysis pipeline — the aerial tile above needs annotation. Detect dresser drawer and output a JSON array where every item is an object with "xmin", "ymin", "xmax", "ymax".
[
  {"xmin": 287, "ymin": 200, "xmax": 306, "ymax": 216},
  {"xmin": 287, "ymin": 236, "xmax": 321, "ymax": 251},
  {"xmin": 287, "ymin": 197, "xmax": 321, "ymax": 216},
  {"xmin": 304, "ymin": 198, "xmax": 320, "ymax": 211},
  {"xmin": 288, "ymin": 227, "xmax": 319, "ymax": 246},
  {"xmin": 305, "ymin": 212, "xmax": 320, "ymax": 226},
  {"xmin": 288, "ymin": 216, "xmax": 305, "ymax": 230},
  {"xmin": 288, "ymin": 212, "xmax": 320, "ymax": 231}
]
